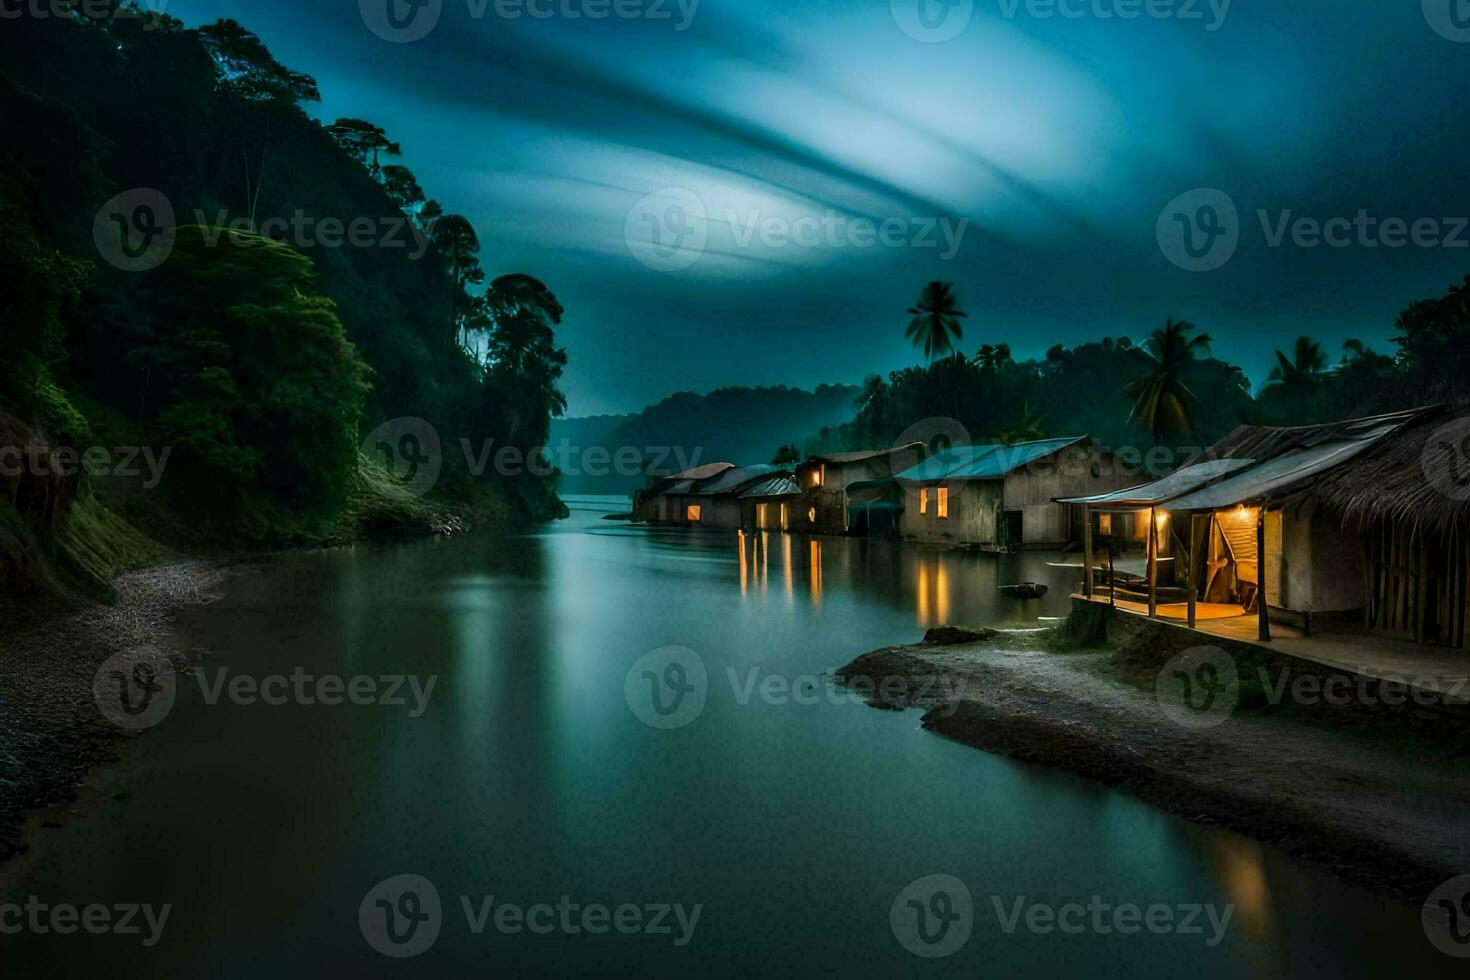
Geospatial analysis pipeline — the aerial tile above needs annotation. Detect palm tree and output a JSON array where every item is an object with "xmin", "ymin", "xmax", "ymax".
[
  {"xmin": 999, "ymin": 401, "xmax": 1047, "ymax": 444},
  {"xmin": 1266, "ymin": 336, "xmax": 1327, "ymax": 394},
  {"xmin": 905, "ymin": 282, "xmax": 967, "ymax": 360},
  {"xmin": 1124, "ymin": 316, "xmax": 1212, "ymax": 443},
  {"xmin": 972, "ymin": 343, "xmax": 1013, "ymax": 373}
]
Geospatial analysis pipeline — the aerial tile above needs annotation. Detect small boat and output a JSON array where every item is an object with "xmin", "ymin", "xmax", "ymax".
[{"xmin": 999, "ymin": 582, "xmax": 1048, "ymax": 600}]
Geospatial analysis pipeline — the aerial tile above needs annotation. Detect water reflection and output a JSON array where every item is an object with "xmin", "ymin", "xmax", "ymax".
[{"xmin": 1205, "ymin": 836, "xmax": 1276, "ymax": 942}]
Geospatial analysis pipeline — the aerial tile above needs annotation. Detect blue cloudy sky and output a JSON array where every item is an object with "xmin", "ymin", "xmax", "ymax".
[{"xmin": 167, "ymin": 0, "xmax": 1470, "ymax": 415}]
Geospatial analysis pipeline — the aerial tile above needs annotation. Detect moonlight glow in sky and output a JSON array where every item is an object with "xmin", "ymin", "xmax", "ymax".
[{"xmin": 174, "ymin": 0, "xmax": 1470, "ymax": 415}]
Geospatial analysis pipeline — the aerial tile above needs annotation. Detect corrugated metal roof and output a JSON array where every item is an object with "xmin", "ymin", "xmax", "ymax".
[
  {"xmin": 740, "ymin": 475, "xmax": 802, "ymax": 499},
  {"xmin": 1060, "ymin": 408, "xmax": 1429, "ymax": 510},
  {"xmin": 808, "ymin": 443, "xmax": 925, "ymax": 465},
  {"xmin": 1059, "ymin": 458, "xmax": 1255, "ymax": 507},
  {"xmin": 690, "ymin": 464, "xmax": 789, "ymax": 496},
  {"xmin": 1164, "ymin": 427, "xmax": 1403, "ymax": 510},
  {"xmin": 894, "ymin": 437, "xmax": 1088, "ymax": 483}
]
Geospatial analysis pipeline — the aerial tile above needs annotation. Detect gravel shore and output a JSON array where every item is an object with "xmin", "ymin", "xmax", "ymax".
[
  {"xmin": 0, "ymin": 562, "xmax": 225, "ymax": 860},
  {"xmin": 837, "ymin": 627, "xmax": 1470, "ymax": 905}
]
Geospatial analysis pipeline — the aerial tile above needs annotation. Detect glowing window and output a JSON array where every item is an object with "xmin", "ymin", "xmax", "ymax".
[
  {"xmin": 920, "ymin": 489, "xmax": 929, "ymax": 515},
  {"xmin": 1099, "ymin": 513, "xmax": 1113, "ymax": 535},
  {"xmin": 685, "ymin": 505, "xmax": 702, "ymax": 522},
  {"xmin": 937, "ymin": 487, "xmax": 949, "ymax": 519},
  {"xmin": 807, "ymin": 507, "xmax": 817, "ymax": 523},
  {"xmin": 780, "ymin": 503, "xmax": 789, "ymax": 529},
  {"xmin": 756, "ymin": 503, "xmax": 768, "ymax": 528}
]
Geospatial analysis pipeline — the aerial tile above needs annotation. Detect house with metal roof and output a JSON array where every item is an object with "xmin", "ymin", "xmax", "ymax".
[
  {"xmin": 892, "ymin": 437, "xmax": 1138, "ymax": 548},
  {"xmin": 790, "ymin": 444, "xmax": 928, "ymax": 534},
  {"xmin": 639, "ymin": 463, "xmax": 793, "ymax": 529},
  {"xmin": 1060, "ymin": 405, "xmax": 1470, "ymax": 656}
]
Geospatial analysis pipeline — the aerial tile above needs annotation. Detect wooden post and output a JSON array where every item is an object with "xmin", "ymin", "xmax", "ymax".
[
  {"xmin": 1147, "ymin": 506, "xmax": 1159, "ymax": 618},
  {"xmin": 1257, "ymin": 504, "xmax": 1271, "ymax": 642},
  {"xmin": 1082, "ymin": 505, "xmax": 1094, "ymax": 599},
  {"xmin": 1108, "ymin": 544, "xmax": 1116, "ymax": 608},
  {"xmin": 1187, "ymin": 512, "xmax": 1200, "ymax": 629}
]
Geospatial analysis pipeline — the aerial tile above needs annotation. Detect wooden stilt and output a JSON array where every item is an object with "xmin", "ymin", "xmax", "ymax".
[
  {"xmin": 1187, "ymin": 512, "xmax": 1200, "ymax": 629},
  {"xmin": 1147, "ymin": 506, "xmax": 1158, "ymax": 619},
  {"xmin": 1257, "ymin": 504, "xmax": 1271, "ymax": 642},
  {"xmin": 1108, "ymin": 544, "xmax": 1116, "ymax": 609},
  {"xmin": 1082, "ymin": 505, "xmax": 1094, "ymax": 599}
]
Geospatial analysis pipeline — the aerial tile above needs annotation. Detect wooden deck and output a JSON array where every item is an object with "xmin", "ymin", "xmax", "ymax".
[{"xmin": 1077, "ymin": 594, "xmax": 1470, "ymax": 692}]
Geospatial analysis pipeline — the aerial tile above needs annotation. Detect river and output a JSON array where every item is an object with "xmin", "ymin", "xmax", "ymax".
[{"xmin": 0, "ymin": 497, "xmax": 1441, "ymax": 976}]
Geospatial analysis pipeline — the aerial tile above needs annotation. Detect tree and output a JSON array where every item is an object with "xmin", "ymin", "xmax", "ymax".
[
  {"xmin": 771, "ymin": 444, "xmax": 802, "ymax": 465},
  {"xmin": 905, "ymin": 281, "xmax": 967, "ymax": 360},
  {"xmin": 431, "ymin": 215, "xmax": 485, "ymax": 349},
  {"xmin": 146, "ymin": 226, "xmax": 371, "ymax": 515},
  {"xmin": 1266, "ymin": 336, "xmax": 1327, "ymax": 394},
  {"xmin": 999, "ymin": 401, "xmax": 1047, "ymax": 444},
  {"xmin": 198, "ymin": 19, "xmax": 319, "ymax": 103},
  {"xmin": 1393, "ymin": 274, "xmax": 1470, "ymax": 402},
  {"xmin": 325, "ymin": 118, "xmax": 401, "ymax": 176},
  {"xmin": 854, "ymin": 374, "xmax": 890, "ymax": 444},
  {"xmin": 199, "ymin": 19, "xmax": 321, "ymax": 226},
  {"xmin": 381, "ymin": 165, "xmax": 425, "ymax": 213},
  {"xmin": 973, "ymin": 343, "xmax": 1013, "ymax": 373},
  {"xmin": 1124, "ymin": 316, "xmax": 1212, "ymax": 443}
]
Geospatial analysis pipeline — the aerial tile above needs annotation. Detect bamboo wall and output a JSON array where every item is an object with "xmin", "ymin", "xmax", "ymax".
[{"xmin": 1365, "ymin": 522, "xmax": 1470, "ymax": 649}]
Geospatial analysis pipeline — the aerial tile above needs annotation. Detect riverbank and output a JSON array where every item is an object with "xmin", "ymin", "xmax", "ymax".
[
  {"xmin": 836, "ymin": 624, "xmax": 1470, "ymax": 904},
  {"xmin": 0, "ymin": 561, "xmax": 227, "ymax": 860}
]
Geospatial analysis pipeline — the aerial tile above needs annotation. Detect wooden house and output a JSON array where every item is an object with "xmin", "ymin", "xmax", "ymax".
[
  {"xmin": 790, "ymin": 444, "xmax": 926, "ymax": 535},
  {"xmin": 894, "ymin": 437, "xmax": 1139, "ymax": 549},
  {"xmin": 1064, "ymin": 406, "xmax": 1470, "ymax": 651}
]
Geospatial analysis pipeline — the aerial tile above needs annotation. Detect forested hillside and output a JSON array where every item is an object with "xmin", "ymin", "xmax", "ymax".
[{"xmin": 0, "ymin": 6, "xmax": 567, "ymax": 608}]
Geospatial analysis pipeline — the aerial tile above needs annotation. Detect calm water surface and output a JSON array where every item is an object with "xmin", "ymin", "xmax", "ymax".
[{"xmin": 0, "ymin": 497, "xmax": 1443, "ymax": 976}]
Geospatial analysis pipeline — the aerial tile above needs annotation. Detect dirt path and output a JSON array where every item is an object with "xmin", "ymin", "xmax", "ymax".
[{"xmin": 837, "ymin": 630, "xmax": 1470, "ymax": 905}]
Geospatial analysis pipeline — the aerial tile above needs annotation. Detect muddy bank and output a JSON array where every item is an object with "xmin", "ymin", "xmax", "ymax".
[
  {"xmin": 836, "ymin": 626, "xmax": 1470, "ymax": 905},
  {"xmin": 0, "ymin": 561, "xmax": 225, "ymax": 860}
]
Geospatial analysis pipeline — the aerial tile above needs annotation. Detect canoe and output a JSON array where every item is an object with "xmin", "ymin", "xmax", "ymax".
[{"xmin": 999, "ymin": 583, "xmax": 1048, "ymax": 599}]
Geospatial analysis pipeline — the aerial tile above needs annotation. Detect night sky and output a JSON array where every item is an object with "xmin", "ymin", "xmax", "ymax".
[{"xmin": 170, "ymin": 1, "xmax": 1470, "ymax": 415}]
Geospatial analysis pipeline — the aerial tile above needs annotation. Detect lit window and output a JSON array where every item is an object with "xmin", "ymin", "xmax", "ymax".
[
  {"xmin": 756, "ymin": 503, "xmax": 768, "ymax": 528},
  {"xmin": 780, "ymin": 503, "xmax": 789, "ymax": 529},
  {"xmin": 920, "ymin": 489, "xmax": 929, "ymax": 515},
  {"xmin": 937, "ymin": 487, "xmax": 949, "ymax": 519},
  {"xmin": 1099, "ymin": 513, "xmax": 1113, "ymax": 535},
  {"xmin": 807, "ymin": 507, "xmax": 817, "ymax": 523},
  {"xmin": 686, "ymin": 505, "xmax": 702, "ymax": 522}
]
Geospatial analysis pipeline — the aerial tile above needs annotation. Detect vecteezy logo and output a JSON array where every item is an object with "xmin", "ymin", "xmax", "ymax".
[
  {"xmin": 92, "ymin": 647, "xmax": 177, "ymax": 730},
  {"xmin": 1421, "ymin": 418, "xmax": 1470, "ymax": 502},
  {"xmin": 360, "ymin": 417, "xmax": 442, "ymax": 498},
  {"xmin": 624, "ymin": 646, "xmax": 708, "ymax": 729},
  {"xmin": 889, "ymin": 874, "xmax": 973, "ymax": 958},
  {"xmin": 1156, "ymin": 188, "xmax": 1239, "ymax": 272},
  {"xmin": 360, "ymin": 874, "xmax": 443, "ymax": 958},
  {"xmin": 92, "ymin": 189, "xmax": 175, "ymax": 272},
  {"xmin": 891, "ymin": 0, "xmax": 974, "ymax": 43},
  {"xmin": 1424, "ymin": 0, "xmax": 1470, "ymax": 43},
  {"xmin": 1423, "ymin": 874, "xmax": 1470, "ymax": 957},
  {"xmin": 1155, "ymin": 645, "xmax": 1239, "ymax": 729},
  {"xmin": 624, "ymin": 188, "xmax": 708, "ymax": 272},
  {"xmin": 360, "ymin": 0, "xmax": 443, "ymax": 43}
]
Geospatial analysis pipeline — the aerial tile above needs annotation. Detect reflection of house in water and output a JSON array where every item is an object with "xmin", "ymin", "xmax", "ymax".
[
  {"xmin": 886, "ymin": 437, "xmax": 1138, "ymax": 549},
  {"xmin": 1066, "ymin": 407, "xmax": 1470, "ymax": 659}
]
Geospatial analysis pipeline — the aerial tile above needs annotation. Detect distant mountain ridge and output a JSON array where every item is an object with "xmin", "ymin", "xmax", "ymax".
[{"xmin": 551, "ymin": 384, "xmax": 859, "ymax": 494}]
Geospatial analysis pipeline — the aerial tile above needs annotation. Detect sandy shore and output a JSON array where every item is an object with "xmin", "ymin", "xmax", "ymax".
[
  {"xmin": 836, "ymin": 627, "xmax": 1470, "ymax": 904},
  {"xmin": 0, "ymin": 562, "xmax": 225, "ymax": 859}
]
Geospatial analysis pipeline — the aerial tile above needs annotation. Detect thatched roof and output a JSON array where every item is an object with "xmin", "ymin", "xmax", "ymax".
[
  {"xmin": 1303, "ymin": 404, "xmax": 1470, "ymax": 535},
  {"xmin": 1060, "ymin": 404, "xmax": 1470, "ymax": 536}
]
